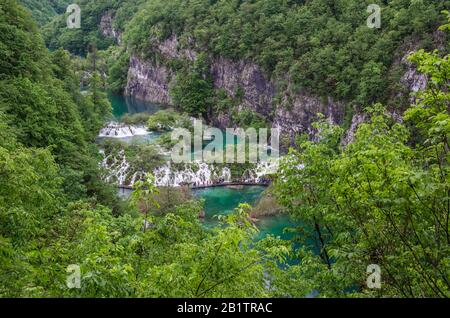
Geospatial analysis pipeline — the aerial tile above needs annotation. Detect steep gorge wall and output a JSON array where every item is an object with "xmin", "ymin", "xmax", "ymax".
[
  {"xmin": 100, "ymin": 12, "xmax": 122, "ymax": 44},
  {"xmin": 125, "ymin": 55, "xmax": 173, "ymax": 105},
  {"xmin": 123, "ymin": 34, "xmax": 427, "ymax": 138},
  {"xmin": 123, "ymin": 35, "xmax": 346, "ymax": 137},
  {"xmin": 208, "ymin": 57, "xmax": 345, "ymax": 135}
]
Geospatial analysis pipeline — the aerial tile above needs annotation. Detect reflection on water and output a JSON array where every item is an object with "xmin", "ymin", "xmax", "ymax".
[
  {"xmin": 117, "ymin": 185, "xmax": 294, "ymax": 241},
  {"xmin": 193, "ymin": 185, "xmax": 265, "ymax": 216},
  {"xmin": 109, "ymin": 93, "xmax": 165, "ymax": 118},
  {"xmin": 193, "ymin": 186, "xmax": 294, "ymax": 240}
]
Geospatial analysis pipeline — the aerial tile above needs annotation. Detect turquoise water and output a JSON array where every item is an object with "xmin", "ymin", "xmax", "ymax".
[
  {"xmin": 118, "ymin": 186, "xmax": 295, "ymax": 241},
  {"xmin": 109, "ymin": 93, "xmax": 165, "ymax": 118},
  {"xmin": 256, "ymin": 214, "xmax": 296, "ymax": 241},
  {"xmin": 193, "ymin": 186, "xmax": 294, "ymax": 241},
  {"xmin": 99, "ymin": 93, "xmax": 165, "ymax": 144},
  {"xmin": 97, "ymin": 131, "xmax": 163, "ymax": 145},
  {"xmin": 109, "ymin": 94, "xmax": 277, "ymax": 156},
  {"xmin": 109, "ymin": 94, "xmax": 293, "ymax": 240},
  {"xmin": 194, "ymin": 186, "xmax": 265, "ymax": 216}
]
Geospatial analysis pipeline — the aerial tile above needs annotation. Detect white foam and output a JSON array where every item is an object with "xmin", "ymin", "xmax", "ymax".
[{"xmin": 98, "ymin": 122, "xmax": 149, "ymax": 138}]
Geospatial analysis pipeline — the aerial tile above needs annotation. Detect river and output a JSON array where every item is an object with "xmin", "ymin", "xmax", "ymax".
[
  {"xmin": 193, "ymin": 185, "xmax": 296, "ymax": 241},
  {"xmin": 107, "ymin": 93, "xmax": 294, "ymax": 241}
]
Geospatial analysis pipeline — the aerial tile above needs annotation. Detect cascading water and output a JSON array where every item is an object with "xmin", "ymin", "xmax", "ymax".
[
  {"xmin": 243, "ymin": 160, "xmax": 279, "ymax": 183},
  {"xmin": 99, "ymin": 122, "xmax": 149, "ymax": 138},
  {"xmin": 98, "ymin": 120, "xmax": 278, "ymax": 188},
  {"xmin": 102, "ymin": 150, "xmax": 131, "ymax": 185},
  {"xmin": 153, "ymin": 163, "xmax": 232, "ymax": 187},
  {"xmin": 101, "ymin": 95, "xmax": 293, "ymax": 242},
  {"xmin": 101, "ymin": 149, "xmax": 268, "ymax": 188}
]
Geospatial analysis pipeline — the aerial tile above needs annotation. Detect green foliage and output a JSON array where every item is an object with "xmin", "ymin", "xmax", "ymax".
[
  {"xmin": 0, "ymin": 77, "xmax": 86, "ymax": 164},
  {"xmin": 120, "ymin": 112, "xmax": 151, "ymax": 125},
  {"xmin": 273, "ymin": 48, "xmax": 450, "ymax": 297},
  {"xmin": 19, "ymin": 0, "xmax": 71, "ymax": 25},
  {"xmin": 38, "ymin": 0, "xmax": 449, "ymax": 110},
  {"xmin": 2, "ymin": 0, "xmax": 450, "ymax": 299},
  {"xmin": 1, "ymin": 195, "xmax": 287, "ymax": 297},
  {"xmin": 147, "ymin": 108, "xmax": 191, "ymax": 131},
  {"xmin": 170, "ymin": 53, "xmax": 214, "ymax": 117},
  {"xmin": 0, "ymin": 0, "xmax": 49, "ymax": 80},
  {"xmin": 101, "ymin": 138, "xmax": 166, "ymax": 184},
  {"xmin": 124, "ymin": 0, "xmax": 449, "ymax": 109},
  {"xmin": 0, "ymin": 143, "xmax": 62, "ymax": 245},
  {"xmin": 107, "ymin": 47, "xmax": 130, "ymax": 94},
  {"xmin": 0, "ymin": 0, "xmax": 130, "ymax": 296},
  {"xmin": 132, "ymin": 173, "xmax": 160, "ymax": 222},
  {"xmin": 42, "ymin": 0, "xmax": 145, "ymax": 55},
  {"xmin": 213, "ymin": 88, "xmax": 235, "ymax": 112},
  {"xmin": 231, "ymin": 108, "xmax": 269, "ymax": 130}
]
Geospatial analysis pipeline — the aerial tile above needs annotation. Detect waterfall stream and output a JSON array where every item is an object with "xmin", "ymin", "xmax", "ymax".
[
  {"xmin": 98, "ymin": 122, "xmax": 149, "ymax": 138},
  {"xmin": 101, "ymin": 94, "xmax": 292, "ymax": 241}
]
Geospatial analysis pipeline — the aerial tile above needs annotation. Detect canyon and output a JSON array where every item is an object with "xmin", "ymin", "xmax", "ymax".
[{"xmin": 121, "ymin": 33, "xmax": 428, "ymax": 142}]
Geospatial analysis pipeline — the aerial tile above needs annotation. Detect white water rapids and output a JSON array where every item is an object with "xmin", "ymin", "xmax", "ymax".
[
  {"xmin": 98, "ymin": 122, "xmax": 149, "ymax": 138},
  {"xmin": 98, "ymin": 122, "xmax": 279, "ymax": 187},
  {"xmin": 101, "ymin": 149, "xmax": 278, "ymax": 188}
]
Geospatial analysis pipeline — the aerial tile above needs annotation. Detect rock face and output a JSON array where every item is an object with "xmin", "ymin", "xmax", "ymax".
[
  {"xmin": 124, "ymin": 35, "xmax": 197, "ymax": 105},
  {"xmin": 157, "ymin": 34, "xmax": 197, "ymax": 61},
  {"xmin": 125, "ymin": 55, "xmax": 173, "ymax": 105},
  {"xmin": 400, "ymin": 53, "xmax": 428, "ymax": 101},
  {"xmin": 209, "ymin": 57, "xmax": 344, "ymax": 136},
  {"xmin": 124, "ymin": 35, "xmax": 426, "ymax": 137},
  {"xmin": 274, "ymin": 94, "xmax": 343, "ymax": 136},
  {"xmin": 210, "ymin": 57, "xmax": 275, "ymax": 120},
  {"xmin": 100, "ymin": 13, "xmax": 122, "ymax": 44},
  {"xmin": 342, "ymin": 113, "xmax": 366, "ymax": 146},
  {"xmin": 342, "ymin": 48, "xmax": 430, "ymax": 145}
]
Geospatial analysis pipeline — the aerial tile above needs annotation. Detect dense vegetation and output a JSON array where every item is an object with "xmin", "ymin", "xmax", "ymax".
[
  {"xmin": 37, "ymin": 0, "xmax": 449, "ymax": 115},
  {"xmin": 0, "ymin": 0, "xmax": 449, "ymax": 298},
  {"xmin": 273, "ymin": 40, "xmax": 450, "ymax": 296},
  {"xmin": 19, "ymin": 0, "xmax": 71, "ymax": 25},
  {"xmin": 0, "ymin": 0, "xmax": 124, "ymax": 295},
  {"xmin": 0, "ymin": 0, "xmax": 288, "ymax": 298},
  {"xmin": 42, "ymin": 0, "xmax": 145, "ymax": 55}
]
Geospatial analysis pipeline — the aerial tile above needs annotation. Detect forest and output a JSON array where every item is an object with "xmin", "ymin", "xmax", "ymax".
[{"xmin": 0, "ymin": 0, "xmax": 448, "ymax": 298}]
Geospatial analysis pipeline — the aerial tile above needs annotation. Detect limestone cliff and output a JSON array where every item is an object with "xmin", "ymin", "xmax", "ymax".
[
  {"xmin": 125, "ymin": 55, "xmax": 173, "ymax": 105},
  {"xmin": 123, "ymin": 34, "xmax": 427, "ymax": 139},
  {"xmin": 100, "ymin": 12, "xmax": 122, "ymax": 44}
]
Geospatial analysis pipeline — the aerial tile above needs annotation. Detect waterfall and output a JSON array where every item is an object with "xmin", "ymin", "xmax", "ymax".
[
  {"xmin": 101, "ymin": 150, "xmax": 132, "ymax": 185},
  {"xmin": 101, "ymin": 149, "xmax": 236, "ymax": 188},
  {"xmin": 98, "ymin": 122, "xmax": 149, "ymax": 138},
  {"xmin": 98, "ymin": 117, "xmax": 279, "ymax": 187},
  {"xmin": 243, "ymin": 159, "xmax": 279, "ymax": 183},
  {"xmin": 101, "ymin": 151, "xmax": 277, "ymax": 188},
  {"xmin": 153, "ymin": 162, "xmax": 232, "ymax": 187}
]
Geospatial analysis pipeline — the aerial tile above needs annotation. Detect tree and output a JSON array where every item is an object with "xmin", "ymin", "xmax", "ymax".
[
  {"xmin": 273, "ymin": 45, "xmax": 450, "ymax": 296},
  {"xmin": 170, "ymin": 53, "xmax": 214, "ymax": 118},
  {"xmin": 131, "ymin": 173, "xmax": 160, "ymax": 231}
]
